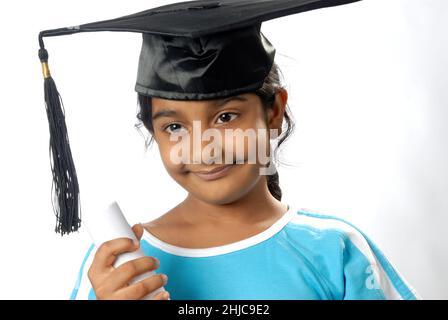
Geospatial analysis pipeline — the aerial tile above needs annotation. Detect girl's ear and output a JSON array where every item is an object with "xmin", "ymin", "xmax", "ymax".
[{"xmin": 268, "ymin": 88, "xmax": 288, "ymax": 137}]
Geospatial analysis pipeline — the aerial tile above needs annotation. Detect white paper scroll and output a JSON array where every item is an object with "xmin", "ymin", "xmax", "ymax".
[{"xmin": 84, "ymin": 201, "xmax": 166, "ymax": 299}]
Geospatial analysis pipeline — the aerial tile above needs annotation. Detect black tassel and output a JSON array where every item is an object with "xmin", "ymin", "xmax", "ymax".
[{"xmin": 39, "ymin": 39, "xmax": 81, "ymax": 235}]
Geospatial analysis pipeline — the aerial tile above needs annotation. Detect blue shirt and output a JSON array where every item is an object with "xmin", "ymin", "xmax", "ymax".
[{"xmin": 70, "ymin": 205, "xmax": 421, "ymax": 300}]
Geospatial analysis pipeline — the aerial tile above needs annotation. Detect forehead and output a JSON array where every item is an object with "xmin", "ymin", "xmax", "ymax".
[{"xmin": 151, "ymin": 93, "xmax": 257, "ymax": 109}]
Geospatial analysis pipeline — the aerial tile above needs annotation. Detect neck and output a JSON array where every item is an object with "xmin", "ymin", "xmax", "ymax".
[{"xmin": 178, "ymin": 176, "xmax": 287, "ymax": 227}]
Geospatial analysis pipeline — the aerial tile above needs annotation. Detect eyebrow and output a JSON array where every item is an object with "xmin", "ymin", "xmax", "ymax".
[{"xmin": 152, "ymin": 95, "xmax": 247, "ymax": 121}]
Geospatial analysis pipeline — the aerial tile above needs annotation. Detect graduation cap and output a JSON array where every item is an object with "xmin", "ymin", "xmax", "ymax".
[{"xmin": 38, "ymin": 0, "xmax": 362, "ymax": 235}]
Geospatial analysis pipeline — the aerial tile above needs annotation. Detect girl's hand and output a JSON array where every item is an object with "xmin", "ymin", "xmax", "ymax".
[{"xmin": 87, "ymin": 223, "xmax": 169, "ymax": 300}]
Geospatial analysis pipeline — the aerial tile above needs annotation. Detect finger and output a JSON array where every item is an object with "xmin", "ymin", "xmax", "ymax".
[
  {"xmin": 92, "ymin": 237, "xmax": 139, "ymax": 272},
  {"xmin": 132, "ymin": 223, "xmax": 144, "ymax": 241},
  {"xmin": 153, "ymin": 291, "xmax": 170, "ymax": 300},
  {"xmin": 104, "ymin": 256, "xmax": 160, "ymax": 291},
  {"xmin": 115, "ymin": 273, "xmax": 167, "ymax": 300}
]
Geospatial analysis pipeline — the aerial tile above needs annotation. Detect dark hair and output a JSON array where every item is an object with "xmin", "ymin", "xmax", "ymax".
[{"xmin": 135, "ymin": 61, "xmax": 295, "ymax": 201}]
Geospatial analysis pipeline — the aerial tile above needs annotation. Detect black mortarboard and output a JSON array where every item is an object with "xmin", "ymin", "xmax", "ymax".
[{"xmin": 38, "ymin": 0, "xmax": 362, "ymax": 235}]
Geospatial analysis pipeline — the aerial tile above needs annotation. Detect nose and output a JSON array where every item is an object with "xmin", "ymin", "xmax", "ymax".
[{"xmin": 190, "ymin": 125, "xmax": 224, "ymax": 165}]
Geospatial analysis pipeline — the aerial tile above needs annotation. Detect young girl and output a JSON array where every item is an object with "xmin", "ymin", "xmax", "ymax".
[
  {"xmin": 70, "ymin": 59, "xmax": 421, "ymax": 300},
  {"xmin": 36, "ymin": 0, "xmax": 420, "ymax": 301}
]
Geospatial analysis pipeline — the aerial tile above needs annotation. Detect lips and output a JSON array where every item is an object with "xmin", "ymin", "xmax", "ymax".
[
  {"xmin": 193, "ymin": 164, "xmax": 233, "ymax": 174},
  {"xmin": 191, "ymin": 164, "xmax": 234, "ymax": 181}
]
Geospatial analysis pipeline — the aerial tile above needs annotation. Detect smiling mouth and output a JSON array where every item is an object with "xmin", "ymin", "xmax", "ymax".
[{"xmin": 191, "ymin": 164, "xmax": 234, "ymax": 181}]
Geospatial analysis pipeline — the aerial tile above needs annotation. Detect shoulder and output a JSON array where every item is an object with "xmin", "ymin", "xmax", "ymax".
[
  {"xmin": 281, "ymin": 207, "xmax": 374, "ymax": 258},
  {"xmin": 141, "ymin": 205, "xmax": 186, "ymax": 230},
  {"xmin": 286, "ymin": 208, "xmax": 375, "ymax": 252},
  {"xmin": 284, "ymin": 207, "xmax": 421, "ymax": 300},
  {"xmin": 142, "ymin": 214, "xmax": 180, "ymax": 238},
  {"xmin": 289, "ymin": 207, "xmax": 364, "ymax": 233},
  {"xmin": 285, "ymin": 207, "xmax": 391, "ymax": 272}
]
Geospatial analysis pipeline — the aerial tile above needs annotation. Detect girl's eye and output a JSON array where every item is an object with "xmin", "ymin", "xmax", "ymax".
[
  {"xmin": 216, "ymin": 112, "xmax": 238, "ymax": 124},
  {"xmin": 164, "ymin": 123, "xmax": 186, "ymax": 134}
]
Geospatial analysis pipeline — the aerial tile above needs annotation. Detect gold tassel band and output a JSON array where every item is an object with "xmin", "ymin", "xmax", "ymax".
[{"xmin": 41, "ymin": 61, "xmax": 51, "ymax": 79}]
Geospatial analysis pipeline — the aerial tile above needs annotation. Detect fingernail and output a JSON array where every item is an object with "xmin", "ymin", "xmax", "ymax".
[
  {"xmin": 154, "ymin": 257, "xmax": 160, "ymax": 268},
  {"xmin": 162, "ymin": 274, "xmax": 168, "ymax": 284},
  {"xmin": 133, "ymin": 239, "xmax": 140, "ymax": 247},
  {"xmin": 164, "ymin": 292, "xmax": 170, "ymax": 299}
]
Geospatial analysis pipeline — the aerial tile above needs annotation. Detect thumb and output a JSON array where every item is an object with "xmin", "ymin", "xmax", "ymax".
[{"xmin": 132, "ymin": 223, "xmax": 144, "ymax": 242}]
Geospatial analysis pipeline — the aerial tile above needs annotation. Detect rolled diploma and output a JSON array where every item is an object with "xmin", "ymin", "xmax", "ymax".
[{"xmin": 84, "ymin": 201, "xmax": 166, "ymax": 299}]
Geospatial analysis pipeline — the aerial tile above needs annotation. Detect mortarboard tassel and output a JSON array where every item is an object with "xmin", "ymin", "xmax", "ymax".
[{"xmin": 39, "ymin": 31, "xmax": 81, "ymax": 235}]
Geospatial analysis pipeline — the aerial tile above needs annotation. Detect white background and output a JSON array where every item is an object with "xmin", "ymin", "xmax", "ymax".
[{"xmin": 0, "ymin": 0, "xmax": 446, "ymax": 299}]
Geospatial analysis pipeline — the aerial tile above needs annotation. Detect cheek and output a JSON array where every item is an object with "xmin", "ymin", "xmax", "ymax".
[{"xmin": 157, "ymin": 141, "xmax": 185, "ymax": 174}]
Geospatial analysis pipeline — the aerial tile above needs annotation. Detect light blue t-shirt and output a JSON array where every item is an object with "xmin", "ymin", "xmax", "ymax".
[{"xmin": 70, "ymin": 205, "xmax": 421, "ymax": 300}]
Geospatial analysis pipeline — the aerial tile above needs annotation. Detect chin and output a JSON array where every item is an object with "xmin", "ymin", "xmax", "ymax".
[
  {"xmin": 194, "ymin": 189, "xmax": 243, "ymax": 205},
  {"xmin": 189, "ymin": 169, "xmax": 262, "ymax": 205}
]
